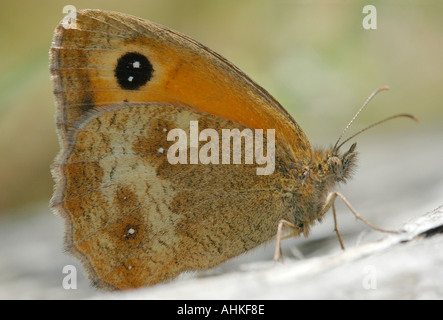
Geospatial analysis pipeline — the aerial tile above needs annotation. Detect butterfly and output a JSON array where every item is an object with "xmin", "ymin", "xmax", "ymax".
[{"xmin": 50, "ymin": 9, "xmax": 416, "ymax": 290}]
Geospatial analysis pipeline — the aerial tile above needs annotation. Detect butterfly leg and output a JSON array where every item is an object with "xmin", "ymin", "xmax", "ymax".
[
  {"xmin": 322, "ymin": 191, "xmax": 400, "ymax": 250},
  {"xmin": 273, "ymin": 219, "xmax": 302, "ymax": 263},
  {"xmin": 318, "ymin": 192, "xmax": 346, "ymax": 250},
  {"xmin": 273, "ymin": 191, "xmax": 400, "ymax": 262},
  {"xmin": 332, "ymin": 199, "xmax": 346, "ymax": 250}
]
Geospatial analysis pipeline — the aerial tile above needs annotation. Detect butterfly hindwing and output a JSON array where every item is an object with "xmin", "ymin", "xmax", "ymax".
[{"xmin": 52, "ymin": 103, "xmax": 297, "ymax": 289}]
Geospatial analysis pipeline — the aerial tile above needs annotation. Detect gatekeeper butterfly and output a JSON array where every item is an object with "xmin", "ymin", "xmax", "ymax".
[{"xmin": 50, "ymin": 9, "xmax": 416, "ymax": 290}]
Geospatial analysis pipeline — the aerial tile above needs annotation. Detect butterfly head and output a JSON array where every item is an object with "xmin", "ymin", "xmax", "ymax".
[
  {"xmin": 328, "ymin": 142, "xmax": 358, "ymax": 183},
  {"xmin": 301, "ymin": 142, "xmax": 358, "ymax": 200},
  {"xmin": 286, "ymin": 143, "xmax": 358, "ymax": 235}
]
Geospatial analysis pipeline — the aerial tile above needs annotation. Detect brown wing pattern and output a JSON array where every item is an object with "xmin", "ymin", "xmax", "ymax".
[{"xmin": 52, "ymin": 104, "xmax": 298, "ymax": 289}]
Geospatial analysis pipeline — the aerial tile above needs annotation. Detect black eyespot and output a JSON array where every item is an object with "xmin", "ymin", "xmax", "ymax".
[{"xmin": 115, "ymin": 52, "xmax": 153, "ymax": 90}]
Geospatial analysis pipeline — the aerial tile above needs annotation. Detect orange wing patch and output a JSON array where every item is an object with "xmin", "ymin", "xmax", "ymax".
[{"xmin": 50, "ymin": 9, "xmax": 311, "ymax": 161}]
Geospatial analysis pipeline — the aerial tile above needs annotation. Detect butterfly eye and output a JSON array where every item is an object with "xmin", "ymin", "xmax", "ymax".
[{"xmin": 115, "ymin": 52, "xmax": 154, "ymax": 90}]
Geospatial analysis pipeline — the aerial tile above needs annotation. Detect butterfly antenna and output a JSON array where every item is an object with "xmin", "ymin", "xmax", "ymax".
[
  {"xmin": 332, "ymin": 86, "xmax": 390, "ymax": 154},
  {"xmin": 335, "ymin": 113, "xmax": 418, "ymax": 151}
]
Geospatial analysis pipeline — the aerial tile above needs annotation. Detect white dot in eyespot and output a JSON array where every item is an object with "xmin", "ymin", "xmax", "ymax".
[
  {"xmin": 128, "ymin": 228, "xmax": 135, "ymax": 235},
  {"xmin": 163, "ymin": 128, "xmax": 167, "ymax": 132},
  {"xmin": 128, "ymin": 76, "xmax": 134, "ymax": 82},
  {"xmin": 132, "ymin": 61, "xmax": 140, "ymax": 68},
  {"xmin": 158, "ymin": 147, "xmax": 165, "ymax": 153},
  {"xmin": 128, "ymin": 266, "xmax": 132, "ymax": 270}
]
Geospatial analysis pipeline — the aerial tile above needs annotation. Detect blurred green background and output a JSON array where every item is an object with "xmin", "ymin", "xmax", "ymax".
[{"xmin": 0, "ymin": 0, "xmax": 441, "ymax": 214}]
